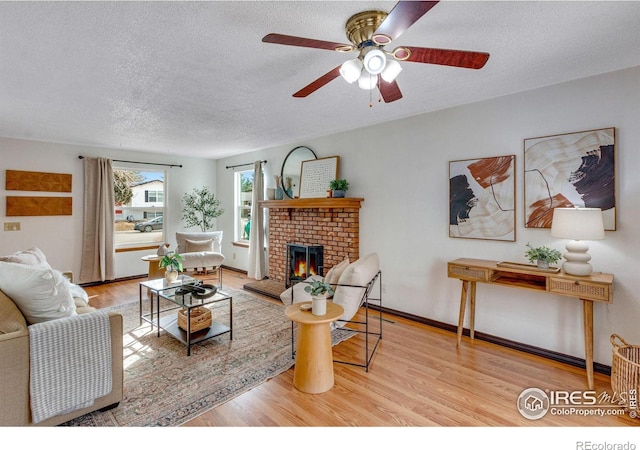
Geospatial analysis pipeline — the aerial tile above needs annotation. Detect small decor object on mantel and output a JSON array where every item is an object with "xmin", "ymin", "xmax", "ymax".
[
  {"xmin": 159, "ymin": 251, "xmax": 184, "ymax": 283},
  {"xmin": 303, "ymin": 279, "xmax": 335, "ymax": 316},
  {"xmin": 524, "ymin": 243, "xmax": 562, "ymax": 270},
  {"xmin": 329, "ymin": 179, "xmax": 349, "ymax": 198}
]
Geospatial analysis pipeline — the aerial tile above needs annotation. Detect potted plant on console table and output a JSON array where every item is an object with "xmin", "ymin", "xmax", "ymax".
[
  {"xmin": 525, "ymin": 243, "xmax": 562, "ymax": 270},
  {"xmin": 304, "ymin": 279, "xmax": 335, "ymax": 316}
]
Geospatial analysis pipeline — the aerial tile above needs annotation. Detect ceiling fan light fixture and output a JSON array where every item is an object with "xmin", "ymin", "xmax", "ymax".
[
  {"xmin": 357, "ymin": 71, "xmax": 377, "ymax": 90},
  {"xmin": 339, "ymin": 58, "xmax": 363, "ymax": 83},
  {"xmin": 381, "ymin": 59, "xmax": 402, "ymax": 82},
  {"xmin": 363, "ymin": 47, "xmax": 387, "ymax": 75}
]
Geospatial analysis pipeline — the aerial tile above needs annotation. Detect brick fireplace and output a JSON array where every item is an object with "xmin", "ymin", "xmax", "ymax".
[{"xmin": 261, "ymin": 198, "xmax": 363, "ymax": 283}]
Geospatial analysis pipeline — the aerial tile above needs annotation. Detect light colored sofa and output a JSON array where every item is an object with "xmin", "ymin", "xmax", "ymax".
[
  {"xmin": 175, "ymin": 231, "xmax": 225, "ymax": 286},
  {"xmin": 0, "ymin": 248, "xmax": 123, "ymax": 426}
]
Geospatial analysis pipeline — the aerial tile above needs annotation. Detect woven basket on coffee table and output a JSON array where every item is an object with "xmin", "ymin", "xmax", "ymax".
[{"xmin": 177, "ymin": 306, "xmax": 212, "ymax": 333}]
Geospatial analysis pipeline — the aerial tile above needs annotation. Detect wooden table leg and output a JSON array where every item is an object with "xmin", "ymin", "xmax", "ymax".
[
  {"xmin": 294, "ymin": 322, "xmax": 334, "ymax": 393},
  {"xmin": 457, "ymin": 280, "xmax": 469, "ymax": 347},
  {"xmin": 583, "ymin": 299, "xmax": 595, "ymax": 390},
  {"xmin": 469, "ymin": 281, "xmax": 476, "ymax": 341}
]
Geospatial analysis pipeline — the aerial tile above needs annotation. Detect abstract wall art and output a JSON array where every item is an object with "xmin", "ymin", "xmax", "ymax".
[
  {"xmin": 449, "ymin": 155, "xmax": 516, "ymax": 241},
  {"xmin": 524, "ymin": 127, "xmax": 615, "ymax": 230}
]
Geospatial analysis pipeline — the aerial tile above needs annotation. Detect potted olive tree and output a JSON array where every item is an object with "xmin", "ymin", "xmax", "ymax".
[
  {"xmin": 525, "ymin": 243, "xmax": 562, "ymax": 270},
  {"xmin": 329, "ymin": 179, "xmax": 349, "ymax": 198},
  {"xmin": 304, "ymin": 279, "xmax": 335, "ymax": 316},
  {"xmin": 182, "ymin": 186, "xmax": 224, "ymax": 231}
]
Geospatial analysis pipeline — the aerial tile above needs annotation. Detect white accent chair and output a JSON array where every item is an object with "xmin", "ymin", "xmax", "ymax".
[{"xmin": 175, "ymin": 231, "xmax": 225, "ymax": 287}]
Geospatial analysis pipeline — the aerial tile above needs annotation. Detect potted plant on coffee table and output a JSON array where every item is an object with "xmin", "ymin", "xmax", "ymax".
[
  {"xmin": 304, "ymin": 278, "xmax": 335, "ymax": 316},
  {"xmin": 525, "ymin": 243, "xmax": 562, "ymax": 270},
  {"xmin": 329, "ymin": 179, "xmax": 349, "ymax": 198},
  {"xmin": 159, "ymin": 251, "xmax": 184, "ymax": 283}
]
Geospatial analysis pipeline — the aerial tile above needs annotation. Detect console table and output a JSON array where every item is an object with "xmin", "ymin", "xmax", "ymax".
[{"xmin": 447, "ymin": 258, "xmax": 614, "ymax": 389}]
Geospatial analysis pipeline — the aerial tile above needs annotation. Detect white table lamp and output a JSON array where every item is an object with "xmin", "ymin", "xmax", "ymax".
[{"xmin": 551, "ymin": 207, "xmax": 605, "ymax": 276}]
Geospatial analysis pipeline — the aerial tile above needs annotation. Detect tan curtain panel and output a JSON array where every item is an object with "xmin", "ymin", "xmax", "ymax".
[
  {"xmin": 247, "ymin": 161, "xmax": 266, "ymax": 279},
  {"xmin": 80, "ymin": 157, "xmax": 115, "ymax": 283}
]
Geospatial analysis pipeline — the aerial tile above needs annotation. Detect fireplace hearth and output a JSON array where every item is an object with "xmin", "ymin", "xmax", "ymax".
[{"xmin": 286, "ymin": 244, "xmax": 323, "ymax": 288}]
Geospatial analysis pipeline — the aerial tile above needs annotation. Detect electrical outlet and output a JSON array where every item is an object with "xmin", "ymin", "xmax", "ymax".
[
  {"xmin": 233, "ymin": 253, "xmax": 237, "ymax": 260},
  {"xmin": 4, "ymin": 222, "xmax": 20, "ymax": 231}
]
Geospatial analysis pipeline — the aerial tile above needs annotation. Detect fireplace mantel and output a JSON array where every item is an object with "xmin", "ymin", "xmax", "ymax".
[{"xmin": 260, "ymin": 198, "xmax": 364, "ymax": 209}]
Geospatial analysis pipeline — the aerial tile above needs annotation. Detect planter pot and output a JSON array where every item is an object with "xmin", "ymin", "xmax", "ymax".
[
  {"xmin": 165, "ymin": 268, "xmax": 179, "ymax": 283},
  {"xmin": 311, "ymin": 295, "xmax": 327, "ymax": 316},
  {"xmin": 536, "ymin": 260, "xmax": 550, "ymax": 270},
  {"xmin": 332, "ymin": 189, "xmax": 345, "ymax": 198}
]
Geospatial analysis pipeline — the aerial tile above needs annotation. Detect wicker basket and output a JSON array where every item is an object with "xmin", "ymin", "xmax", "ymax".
[
  {"xmin": 177, "ymin": 306, "xmax": 212, "ymax": 333},
  {"xmin": 610, "ymin": 334, "xmax": 640, "ymax": 415}
]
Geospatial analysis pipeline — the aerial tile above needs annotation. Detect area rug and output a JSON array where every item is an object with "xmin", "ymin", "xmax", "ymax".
[
  {"xmin": 62, "ymin": 288, "xmax": 356, "ymax": 427},
  {"xmin": 243, "ymin": 278, "xmax": 287, "ymax": 300}
]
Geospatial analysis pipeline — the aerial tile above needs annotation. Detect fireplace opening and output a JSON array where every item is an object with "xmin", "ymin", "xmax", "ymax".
[{"xmin": 286, "ymin": 244, "xmax": 323, "ymax": 288}]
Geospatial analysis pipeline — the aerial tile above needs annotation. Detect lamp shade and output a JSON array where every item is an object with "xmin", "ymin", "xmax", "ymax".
[
  {"xmin": 339, "ymin": 58, "xmax": 362, "ymax": 83},
  {"xmin": 357, "ymin": 71, "xmax": 377, "ymax": 90},
  {"xmin": 381, "ymin": 59, "xmax": 402, "ymax": 82},
  {"xmin": 551, "ymin": 207, "xmax": 605, "ymax": 240},
  {"xmin": 363, "ymin": 48, "xmax": 387, "ymax": 75}
]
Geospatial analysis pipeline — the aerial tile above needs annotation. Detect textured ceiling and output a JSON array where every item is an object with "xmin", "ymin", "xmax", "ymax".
[{"xmin": 0, "ymin": 1, "xmax": 639, "ymax": 159}]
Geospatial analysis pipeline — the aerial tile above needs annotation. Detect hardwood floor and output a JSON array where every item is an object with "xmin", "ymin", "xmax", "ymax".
[{"xmin": 84, "ymin": 269, "xmax": 638, "ymax": 430}]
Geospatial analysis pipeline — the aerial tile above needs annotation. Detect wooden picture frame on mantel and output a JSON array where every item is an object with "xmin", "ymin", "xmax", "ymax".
[{"xmin": 298, "ymin": 156, "xmax": 339, "ymax": 199}]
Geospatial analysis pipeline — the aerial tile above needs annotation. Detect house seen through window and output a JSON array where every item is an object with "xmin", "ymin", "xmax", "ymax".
[
  {"xmin": 114, "ymin": 168, "xmax": 166, "ymax": 248},
  {"xmin": 235, "ymin": 170, "xmax": 253, "ymax": 242}
]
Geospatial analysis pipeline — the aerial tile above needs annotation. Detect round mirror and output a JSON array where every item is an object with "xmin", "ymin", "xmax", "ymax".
[{"xmin": 281, "ymin": 146, "xmax": 317, "ymax": 199}]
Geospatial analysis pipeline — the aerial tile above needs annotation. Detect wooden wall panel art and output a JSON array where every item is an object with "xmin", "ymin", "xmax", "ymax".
[
  {"xmin": 6, "ymin": 170, "xmax": 72, "ymax": 192},
  {"xmin": 6, "ymin": 196, "xmax": 72, "ymax": 216}
]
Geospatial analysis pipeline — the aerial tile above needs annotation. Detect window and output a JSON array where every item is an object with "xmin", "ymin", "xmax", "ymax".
[
  {"xmin": 114, "ymin": 168, "xmax": 166, "ymax": 248},
  {"xmin": 234, "ymin": 170, "xmax": 253, "ymax": 242}
]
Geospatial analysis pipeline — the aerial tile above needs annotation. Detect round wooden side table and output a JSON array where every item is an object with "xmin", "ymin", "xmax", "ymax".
[
  {"xmin": 141, "ymin": 254, "xmax": 164, "ymax": 279},
  {"xmin": 285, "ymin": 301, "xmax": 344, "ymax": 394}
]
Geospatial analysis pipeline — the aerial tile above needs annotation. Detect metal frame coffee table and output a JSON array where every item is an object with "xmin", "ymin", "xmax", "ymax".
[
  {"xmin": 156, "ymin": 287, "xmax": 233, "ymax": 356},
  {"xmin": 138, "ymin": 275, "xmax": 199, "ymax": 328}
]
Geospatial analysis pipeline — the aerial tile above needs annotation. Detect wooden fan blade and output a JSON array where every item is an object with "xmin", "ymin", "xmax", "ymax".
[
  {"xmin": 293, "ymin": 66, "xmax": 342, "ymax": 98},
  {"xmin": 262, "ymin": 33, "xmax": 353, "ymax": 52},
  {"xmin": 373, "ymin": 1, "xmax": 439, "ymax": 43},
  {"xmin": 402, "ymin": 46, "xmax": 490, "ymax": 69},
  {"xmin": 378, "ymin": 77, "xmax": 403, "ymax": 103}
]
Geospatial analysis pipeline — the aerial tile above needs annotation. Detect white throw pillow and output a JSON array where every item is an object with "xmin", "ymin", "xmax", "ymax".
[
  {"xmin": 279, "ymin": 275, "xmax": 323, "ymax": 304},
  {"xmin": 0, "ymin": 247, "xmax": 51, "ymax": 269},
  {"xmin": 332, "ymin": 253, "xmax": 380, "ymax": 327},
  {"xmin": 324, "ymin": 257, "xmax": 350, "ymax": 292},
  {"xmin": 185, "ymin": 238, "xmax": 214, "ymax": 253},
  {"xmin": 0, "ymin": 262, "xmax": 76, "ymax": 324}
]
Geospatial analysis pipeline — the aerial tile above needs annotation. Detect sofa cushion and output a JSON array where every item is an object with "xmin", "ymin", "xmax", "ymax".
[
  {"xmin": 0, "ymin": 247, "xmax": 50, "ymax": 269},
  {"xmin": 0, "ymin": 262, "xmax": 76, "ymax": 325},
  {"xmin": 0, "ymin": 289, "xmax": 27, "ymax": 334},
  {"xmin": 333, "ymin": 253, "xmax": 380, "ymax": 327},
  {"xmin": 185, "ymin": 238, "xmax": 214, "ymax": 253},
  {"xmin": 176, "ymin": 231, "xmax": 222, "ymax": 254},
  {"xmin": 279, "ymin": 275, "xmax": 323, "ymax": 304}
]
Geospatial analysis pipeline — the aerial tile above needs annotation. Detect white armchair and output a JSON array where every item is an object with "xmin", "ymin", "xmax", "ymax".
[{"xmin": 175, "ymin": 231, "xmax": 225, "ymax": 287}]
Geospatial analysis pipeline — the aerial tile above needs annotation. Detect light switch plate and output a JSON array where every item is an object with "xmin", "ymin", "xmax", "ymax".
[{"xmin": 4, "ymin": 222, "xmax": 20, "ymax": 231}]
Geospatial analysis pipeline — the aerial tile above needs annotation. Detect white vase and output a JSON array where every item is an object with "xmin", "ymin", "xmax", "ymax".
[
  {"xmin": 165, "ymin": 268, "xmax": 179, "ymax": 283},
  {"xmin": 537, "ymin": 260, "xmax": 550, "ymax": 270},
  {"xmin": 311, "ymin": 295, "xmax": 327, "ymax": 316}
]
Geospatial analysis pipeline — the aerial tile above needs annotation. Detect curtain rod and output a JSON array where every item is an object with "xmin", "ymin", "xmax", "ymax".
[
  {"xmin": 225, "ymin": 160, "xmax": 267, "ymax": 169},
  {"xmin": 78, "ymin": 155, "xmax": 182, "ymax": 168}
]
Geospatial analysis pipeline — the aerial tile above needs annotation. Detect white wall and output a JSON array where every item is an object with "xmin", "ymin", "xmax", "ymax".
[
  {"xmin": 216, "ymin": 66, "xmax": 640, "ymax": 366},
  {"xmin": 0, "ymin": 139, "xmax": 217, "ymax": 279},
  {"xmin": 1, "ymin": 66, "xmax": 638, "ymax": 366}
]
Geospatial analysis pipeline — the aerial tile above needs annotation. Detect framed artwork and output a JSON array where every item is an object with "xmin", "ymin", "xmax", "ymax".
[
  {"xmin": 449, "ymin": 155, "xmax": 516, "ymax": 241},
  {"xmin": 299, "ymin": 156, "xmax": 339, "ymax": 198},
  {"xmin": 524, "ymin": 127, "xmax": 615, "ymax": 230}
]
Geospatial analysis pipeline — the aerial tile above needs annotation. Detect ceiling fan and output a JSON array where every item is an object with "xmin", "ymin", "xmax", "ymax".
[{"xmin": 262, "ymin": 1, "xmax": 490, "ymax": 104}]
